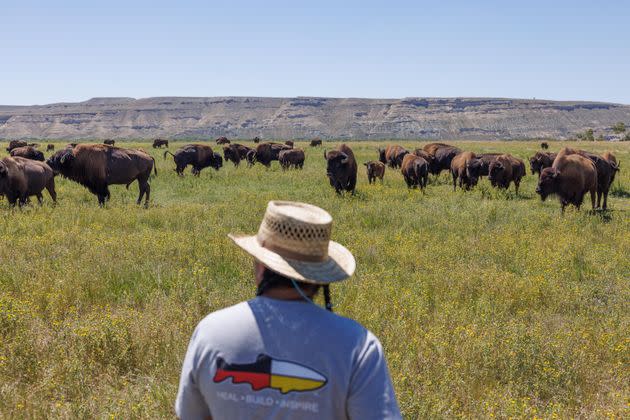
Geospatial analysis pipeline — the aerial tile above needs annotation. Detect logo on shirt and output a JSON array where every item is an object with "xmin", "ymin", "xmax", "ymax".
[{"xmin": 213, "ymin": 354, "xmax": 327, "ymax": 394}]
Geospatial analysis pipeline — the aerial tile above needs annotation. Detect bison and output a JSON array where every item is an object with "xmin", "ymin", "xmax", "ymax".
[
  {"xmin": 46, "ymin": 144, "xmax": 55, "ymax": 152},
  {"xmin": 152, "ymin": 139, "xmax": 169, "ymax": 149},
  {"xmin": 10, "ymin": 146, "xmax": 45, "ymax": 161},
  {"xmin": 253, "ymin": 136, "xmax": 261, "ymax": 144},
  {"xmin": 412, "ymin": 149, "xmax": 435, "ymax": 170},
  {"xmin": 0, "ymin": 157, "xmax": 56, "ymax": 206},
  {"xmin": 378, "ymin": 145, "xmax": 408, "ymax": 168},
  {"xmin": 324, "ymin": 144, "xmax": 357, "ymax": 194},
  {"xmin": 541, "ymin": 142, "xmax": 549, "ymax": 150},
  {"xmin": 310, "ymin": 139, "xmax": 322, "ymax": 147},
  {"xmin": 285, "ymin": 140, "xmax": 294, "ymax": 148},
  {"xmin": 601, "ymin": 151, "xmax": 620, "ymax": 185},
  {"xmin": 487, "ymin": 154, "xmax": 526, "ymax": 194},
  {"xmin": 103, "ymin": 139, "xmax": 115, "ymax": 146},
  {"xmin": 216, "ymin": 137, "xmax": 230, "ymax": 145},
  {"xmin": 279, "ymin": 149, "xmax": 305, "ymax": 170},
  {"xmin": 47, "ymin": 144, "xmax": 155, "ymax": 206},
  {"xmin": 476, "ymin": 153, "xmax": 502, "ymax": 177},
  {"xmin": 450, "ymin": 152, "xmax": 483, "ymax": 191},
  {"xmin": 536, "ymin": 152, "xmax": 597, "ymax": 212},
  {"xmin": 6, "ymin": 140, "xmax": 27, "ymax": 152},
  {"xmin": 423, "ymin": 143, "xmax": 462, "ymax": 175},
  {"xmin": 364, "ymin": 161, "xmax": 385, "ymax": 184},
  {"xmin": 529, "ymin": 152, "xmax": 557, "ymax": 177},
  {"xmin": 223, "ymin": 144, "xmax": 254, "ymax": 167},
  {"xmin": 164, "ymin": 144, "xmax": 222, "ymax": 176},
  {"xmin": 556, "ymin": 148, "xmax": 616, "ymax": 209},
  {"xmin": 401, "ymin": 154, "xmax": 429, "ymax": 191},
  {"xmin": 252, "ymin": 142, "xmax": 291, "ymax": 167}
]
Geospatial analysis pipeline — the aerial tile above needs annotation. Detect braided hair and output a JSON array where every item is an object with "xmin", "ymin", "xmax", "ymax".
[{"xmin": 256, "ymin": 267, "xmax": 333, "ymax": 312}]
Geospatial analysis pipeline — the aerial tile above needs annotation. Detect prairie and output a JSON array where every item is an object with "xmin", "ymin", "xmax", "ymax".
[{"xmin": 1, "ymin": 140, "xmax": 628, "ymax": 418}]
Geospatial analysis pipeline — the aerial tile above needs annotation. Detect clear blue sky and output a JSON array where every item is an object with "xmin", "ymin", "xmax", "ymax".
[{"xmin": 1, "ymin": 0, "xmax": 629, "ymax": 105}]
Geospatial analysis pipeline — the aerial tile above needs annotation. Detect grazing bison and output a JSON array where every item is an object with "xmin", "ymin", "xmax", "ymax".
[
  {"xmin": 450, "ymin": 152, "xmax": 483, "ymax": 191},
  {"xmin": 223, "ymin": 144, "xmax": 253, "ymax": 167},
  {"xmin": 487, "ymin": 154, "xmax": 526, "ymax": 194},
  {"xmin": 477, "ymin": 153, "xmax": 502, "ymax": 177},
  {"xmin": 252, "ymin": 142, "xmax": 291, "ymax": 167},
  {"xmin": 152, "ymin": 139, "xmax": 169, "ymax": 148},
  {"xmin": 529, "ymin": 152, "xmax": 557, "ymax": 177},
  {"xmin": 364, "ymin": 161, "xmax": 385, "ymax": 184},
  {"xmin": 285, "ymin": 140, "xmax": 294, "ymax": 148},
  {"xmin": 557, "ymin": 148, "xmax": 616, "ymax": 209},
  {"xmin": 536, "ymin": 152, "xmax": 597, "ymax": 212},
  {"xmin": 103, "ymin": 139, "xmax": 115, "ymax": 146},
  {"xmin": 6, "ymin": 140, "xmax": 27, "ymax": 152},
  {"xmin": 401, "ymin": 154, "xmax": 429, "ymax": 191},
  {"xmin": 423, "ymin": 143, "xmax": 461, "ymax": 175},
  {"xmin": 164, "ymin": 144, "xmax": 222, "ymax": 176},
  {"xmin": 10, "ymin": 146, "xmax": 45, "ymax": 161},
  {"xmin": 541, "ymin": 142, "xmax": 549, "ymax": 150},
  {"xmin": 252, "ymin": 136, "xmax": 261, "ymax": 144},
  {"xmin": 216, "ymin": 137, "xmax": 230, "ymax": 145},
  {"xmin": 324, "ymin": 144, "xmax": 357, "ymax": 194},
  {"xmin": 279, "ymin": 148, "xmax": 305, "ymax": 170},
  {"xmin": 0, "ymin": 157, "xmax": 56, "ymax": 206},
  {"xmin": 46, "ymin": 144, "xmax": 55, "ymax": 152},
  {"xmin": 310, "ymin": 139, "xmax": 322, "ymax": 147},
  {"xmin": 47, "ymin": 144, "xmax": 155, "ymax": 206},
  {"xmin": 378, "ymin": 145, "xmax": 408, "ymax": 168}
]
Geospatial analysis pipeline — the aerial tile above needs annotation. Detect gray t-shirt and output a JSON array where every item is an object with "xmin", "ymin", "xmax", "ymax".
[{"xmin": 176, "ymin": 296, "xmax": 401, "ymax": 419}]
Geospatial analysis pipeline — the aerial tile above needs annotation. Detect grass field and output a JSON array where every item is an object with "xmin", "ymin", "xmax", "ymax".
[{"xmin": 1, "ymin": 140, "xmax": 628, "ymax": 419}]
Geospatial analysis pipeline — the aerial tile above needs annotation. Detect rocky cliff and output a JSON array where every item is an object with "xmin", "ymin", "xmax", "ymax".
[{"xmin": 1, "ymin": 96, "xmax": 628, "ymax": 140}]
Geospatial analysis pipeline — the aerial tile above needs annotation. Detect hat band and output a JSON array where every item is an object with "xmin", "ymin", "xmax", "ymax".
[{"xmin": 257, "ymin": 236, "xmax": 328, "ymax": 263}]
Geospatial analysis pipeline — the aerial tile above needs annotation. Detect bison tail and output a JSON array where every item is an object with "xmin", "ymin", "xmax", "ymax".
[
  {"xmin": 152, "ymin": 157, "xmax": 158, "ymax": 176},
  {"xmin": 163, "ymin": 150, "xmax": 174, "ymax": 160}
]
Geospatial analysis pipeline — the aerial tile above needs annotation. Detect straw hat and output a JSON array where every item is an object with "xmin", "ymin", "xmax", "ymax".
[{"xmin": 229, "ymin": 201, "xmax": 355, "ymax": 284}]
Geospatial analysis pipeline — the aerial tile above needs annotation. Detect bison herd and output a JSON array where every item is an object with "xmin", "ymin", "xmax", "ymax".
[{"xmin": 0, "ymin": 138, "xmax": 622, "ymax": 213}]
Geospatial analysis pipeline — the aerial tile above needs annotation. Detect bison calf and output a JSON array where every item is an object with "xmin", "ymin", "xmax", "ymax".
[
  {"xmin": 279, "ymin": 149, "xmax": 305, "ymax": 170},
  {"xmin": 364, "ymin": 161, "xmax": 385, "ymax": 184}
]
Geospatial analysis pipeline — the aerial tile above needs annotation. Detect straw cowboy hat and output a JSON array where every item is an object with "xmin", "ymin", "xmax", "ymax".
[{"xmin": 229, "ymin": 201, "xmax": 356, "ymax": 284}]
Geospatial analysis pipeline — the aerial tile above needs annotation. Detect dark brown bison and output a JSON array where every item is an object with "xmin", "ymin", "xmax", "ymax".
[
  {"xmin": 364, "ymin": 161, "xmax": 385, "ymax": 184},
  {"xmin": 279, "ymin": 149, "xmax": 305, "ymax": 170},
  {"xmin": 541, "ymin": 142, "xmax": 549, "ymax": 150},
  {"xmin": 285, "ymin": 140, "xmax": 294, "ymax": 148},
  {"xmin": 47, "ymin": 144, "xmax": 156, "ymax": 206},
  {"xmin": 324, "ymin": 144, "xmax": 357, "ymax": 194},
  {"xmin": 103, "ymin": 139, "xmax": 115, "ymax": 146},
  {"xmin": 252, "ymin": 142, "xmax": 291, "ymax": 167},
  {"xmin": 487, "ymin": 154, "xmax": 526, "ymax": 194},
  {"xmin": 558, "ymin": 148, "xmax": 616, "ymax": 209},
  {"xmin": 152, "ymin": 139, "xmax": 169, "ymax": 148},
  {"xmin": 477, "ymin": 153, "xmax": 502, "ymax": 177},
  {"xmin": 216, "ymin": 137, "xmax": 230, "ymax": 145},
  {"xmin": 378, "ymin": 145, "xmax": 408, "ymax": 168},
  {"xmin": 310, "ymin": 139, "xmax": 322, "ymax": 147},
  {"xmin": 164, "ymin": 144, "xmax": 222, "ymax": 176},
  {"xmin": 253, "ymin": 136, "xmax": 261, "ymax": 144},
  {"xmin": 529, "ymin": 152, "xmax": 557, "ymax": 177},
  {"xmin": 246, "ymin": 149, "xmax": 257, "ymax": 167},
  {"xmin": 0, "ymin": 157, "xmax": 56, "ymax": 206},
  {"xmin": 601, "ymin": 151, "xmax": 620, "ymax": 185},
  {"xmin": 223, "ymin": 144, "xmax": 253, "ymax": 167},
  {"xmin": 536, "ymin": 152, "xmax": 597, "ymax": 212},
  {"xmin": 46, "ymin": 144, "xmax": 55, "ymax": 152},
  {"xmin": 450, "ymin": 152, "xmax": 483, "ymax": 191},
  {"xmin": 6, "ymin": 140, "xmax": 27, "ymax": 152},
  {"xmin": 401, "ymin": 154, "xmax": 429, "ymax": 191},
  {"xmin": 423, "ymin": 143, "xmax": 461, "ymax": 175},
  {"xmin": 10, "ymin": 146, "xmax": 45, "ymax": 161}
]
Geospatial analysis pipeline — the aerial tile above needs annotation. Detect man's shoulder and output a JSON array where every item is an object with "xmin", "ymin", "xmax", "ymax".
[{"xmin": 196, "ymin": 301, "xmax": 253, "ymax": 330}]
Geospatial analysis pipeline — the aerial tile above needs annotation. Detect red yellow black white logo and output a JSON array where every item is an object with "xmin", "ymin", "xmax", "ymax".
[{"xmin": 213, "ymin": 354, "xmax": 327, "ymax": 394}]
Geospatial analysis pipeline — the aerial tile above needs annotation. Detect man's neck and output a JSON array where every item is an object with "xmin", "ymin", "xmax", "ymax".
[{"xmin": 261, "ymin": 287, "xmax": 315, "ymax": 302}]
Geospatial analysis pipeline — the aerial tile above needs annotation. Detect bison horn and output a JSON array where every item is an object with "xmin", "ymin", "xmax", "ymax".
[{"xmin": 323, "ymin": 150, "xmax": 328, "ymax": 160}]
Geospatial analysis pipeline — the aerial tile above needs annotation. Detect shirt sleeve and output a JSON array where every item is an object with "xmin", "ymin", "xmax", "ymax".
[
  {"xmin": 347, "ymin": 331, "xmax": 402, "ymax": 420},
  {"xmin": 175, "ymin": 326, "xmax": 212, "ymax": 420}
]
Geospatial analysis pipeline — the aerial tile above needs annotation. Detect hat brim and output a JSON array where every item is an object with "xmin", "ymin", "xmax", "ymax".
[{"xmin": 228, "ymin": 234, "xmax": 356, "ymax": 284}]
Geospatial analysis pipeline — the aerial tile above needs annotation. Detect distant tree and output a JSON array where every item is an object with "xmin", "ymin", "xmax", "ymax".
[
  {"xmin": 576, "ymin": 128, "xmax": 595, "ymax": 141},
  {"xmin": 623, "ymin": 133, "xmax": 630, "ymax": 141},
  {"xmin": 596, "ymin": 134, "xmax": 605, "ymax": 142},
  {"xmin": 612, "ymin": 122, "xmax": 626, "ymax": 134}
]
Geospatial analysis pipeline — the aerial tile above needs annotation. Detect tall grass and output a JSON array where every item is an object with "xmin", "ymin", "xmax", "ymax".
[{"xmin": 1, "ymin": 141, "xmax": 628, "ymax": 418}]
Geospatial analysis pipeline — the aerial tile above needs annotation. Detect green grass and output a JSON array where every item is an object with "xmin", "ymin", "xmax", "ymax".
[{"xmin": 1, "ymin": 140, "xmax": 628, "ymax": 418}]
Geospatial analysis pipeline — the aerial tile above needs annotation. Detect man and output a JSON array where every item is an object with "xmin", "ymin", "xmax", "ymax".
[{"xmin": 176, "ymin": 201, "xmax": 401, "ymax": 419}]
